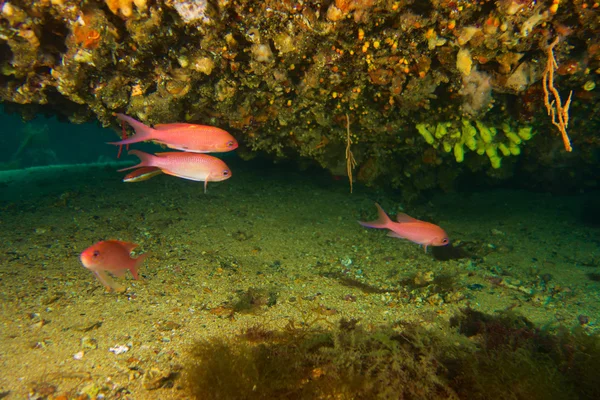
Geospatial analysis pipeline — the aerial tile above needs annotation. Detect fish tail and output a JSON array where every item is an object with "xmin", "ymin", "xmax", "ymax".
[
  {"xmin": 117, "ymin": 150, "xmax": 156, "ymax": 172},
  {"xmin": 358, "ymin": 203, "xmax": 392, "ymax": 229},
  {"xmin": 107, "ymin": 114, "xmax": 155, "ymax": 146},
  {"xmin": 130, "ymin": 253, "xmax": 148, "ymax": 280}
]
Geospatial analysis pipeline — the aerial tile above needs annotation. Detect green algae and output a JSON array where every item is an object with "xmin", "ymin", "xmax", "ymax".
[{"xmin": 183, "ymin": 308, "xmax": 600, "ymax": 400}]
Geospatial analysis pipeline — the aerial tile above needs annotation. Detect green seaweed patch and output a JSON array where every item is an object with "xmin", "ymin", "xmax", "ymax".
[
  {"xmin": 184, "ymin": 317, "xmax": 458, "ymax": 399},
  {"xmin": 448, "ymin": 308, "xmax": 600, "ymax": 399},
  {"xmin": 183, "ymin": 308, "xmax": 600, "ymax": 400}
]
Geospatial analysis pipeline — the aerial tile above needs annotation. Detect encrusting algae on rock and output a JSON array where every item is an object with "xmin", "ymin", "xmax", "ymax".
[{"xmin": 0, "ymin": 0, "xmax": 598, "ymax": 197}]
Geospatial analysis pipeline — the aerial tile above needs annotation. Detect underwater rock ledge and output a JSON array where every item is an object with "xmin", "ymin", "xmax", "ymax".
[{"xmin": 0, "ymin": 0, "xmax": 598, "ymax": 196}]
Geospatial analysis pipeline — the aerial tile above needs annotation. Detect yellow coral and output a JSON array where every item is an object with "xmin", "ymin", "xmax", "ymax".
[
  {"xmin": 442, "ymin": 141, "xmax": 452, "ymax": 153},
  {"xmin": 415, "ymin": 119, "xmax": 534, "ymax": 168},
  {"xmin": 456, "ymin": 48, "xmax": 472, "ymax": 76},
  {"xmin": 518, "ymin": 126, "xmax": 533, "ymax": 140},
  {"xmin": 475, "ymin": 120, "xmax": 494, "ymax": 143},
  {"xmin": 489, "ymin": 155, "xmax": 502, "ymax": 169},
  {"xmin": 105, "ymin": 0, "xmax": 147, "ymax": 17},
  {"xmin": 434, "ymin": 122, "xmax": 451, "ymax": 139},
  {"xmin": 461, "ymin": 120, "xmax": 477, "ymax": 151},
  {"xmin": 453, "ymin": 143, "xmax": 465, "ymax": 162},
  {"xmin": 498, "ymin": 143, "xmax": 510, "ymax": 157},
  {"xmin": 416, "ymin": 124, "xmax": 435, "ymax": 145}
]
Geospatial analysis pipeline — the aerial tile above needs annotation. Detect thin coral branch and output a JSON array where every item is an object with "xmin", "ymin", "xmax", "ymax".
[{"xmin": 542, "ymin": 37, "xmax": 573, "ymax": 152}]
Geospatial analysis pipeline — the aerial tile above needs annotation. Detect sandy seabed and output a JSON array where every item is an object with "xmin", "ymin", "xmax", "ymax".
[{"xmin": 0, "ymin": 160, "xmax": 598, "ymax": 399}]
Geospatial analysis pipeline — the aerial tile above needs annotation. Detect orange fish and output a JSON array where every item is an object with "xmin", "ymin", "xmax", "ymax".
[
  {"xmin": 359, "ymin": 203, "xmax": 450, "ymax": 252},
  {"xmin": 108, "ymin": 114, "xmax": 238, "ymax": 153},
  {"xmin": 80, "ymin": 240, "xmax": 147, "ymax": 293},
  {"xmin": 118, "ymin": 149, "xmax": 231, "ymax": 192}
]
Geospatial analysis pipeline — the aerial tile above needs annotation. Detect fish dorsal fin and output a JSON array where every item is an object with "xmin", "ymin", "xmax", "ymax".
[
  {"xmin": 396, "ymin": 213, "xmax": 420, "ymax": 223},
  {"xmin": 154, "ymin": 152, "xmax": 180, "ymax": 157},
  {"xmin": 112, "ymin": 240, "xmax": 138, "ymax": 252},
  {"xmin": 154, "ymin": 123, "xmax": 197, "ymax": 130}
]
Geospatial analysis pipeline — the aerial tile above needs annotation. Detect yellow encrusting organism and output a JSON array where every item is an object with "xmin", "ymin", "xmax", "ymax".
[
  {"xmin": 105, "ymin": 0, "xmax": 147, "ymax": 17},
  {"xmin": 416, "ymin": 119, "xmax": 535, "ymax": 169}
]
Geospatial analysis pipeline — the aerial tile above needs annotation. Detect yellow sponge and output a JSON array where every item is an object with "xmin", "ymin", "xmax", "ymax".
[
  {"xmin": 415, "ymin": 119, "xmax": 534, "ymax": 168},
  {"xmin": 416, "ymin": 124, "xmax": 435, "ymax": 145}
]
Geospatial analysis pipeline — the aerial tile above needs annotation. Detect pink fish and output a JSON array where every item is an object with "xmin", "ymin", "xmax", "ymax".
[
  {"xmin": 80, "ymin": 240, "xmax": 147, "ymax": 293},
  {"xmin": 359, "ymin": 203, "xmax": 449, "ymax": 252},
  {"xmin": 118, "ymin": 149, "xmax": 231, "ymax": 192},
  {"xmin": 109, "ymin": 114, "xmax": 238, "ymax": 153}
]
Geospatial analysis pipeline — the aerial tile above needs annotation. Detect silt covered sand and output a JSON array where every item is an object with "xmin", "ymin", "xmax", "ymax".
[{"xmin": 0, "ymin": 160, "xmax": 599, "ymax": 399}]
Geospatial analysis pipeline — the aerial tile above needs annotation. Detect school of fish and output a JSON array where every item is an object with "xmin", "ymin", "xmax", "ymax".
[
  {"xmin": 80, "ymin": 115, "xmax": 451, "ymax": 292},
  {"xmin": 109, "ymin": 113, "xmax": 236, "ymax": 192}
]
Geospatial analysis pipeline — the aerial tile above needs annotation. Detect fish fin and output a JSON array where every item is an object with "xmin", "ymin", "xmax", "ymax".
[
  {"xmin": 101, "ymin": 240, "xmax": 138, "ymax": 253},
  {"xmin": 395, "ymin": 212, "xmax": 420, "ymax": 223},
  {"xmin": 117, "ymin": 150, "xmax": 155, "ymax": 172},
  {"xmin": 93, "ymin": 270, "xmax": 126, "ymax": 293},
  {"xmin": 111, "ymin": 269, "xmax": 127, "ymax": 278},
  {"xmin": 154, "ymin": 123, "xmax": 197, "ymax": 130},
  {"xmin": 111, "ymin": 240, "xmax": 139, "ymax": 253},
  {"xmin": 204, "ymin": 179, "xmax": 208, "ymax": 193},
  {"xmin": 153, "ymin": 152, "xmax": 182, "ymax": 157},
  {"xmin": 423, "ymin": 245, "xmax": 428, "ymax": 253},
  {"xmin": 108, "ymin": 114, "xmax": 155, "ymax": 146},
  {"xmin": 130, "ymin": 253, "xmax": 148, "ymax": 280},
  {"xmin": 123, "ymin": 167, "xmax": 162, "ymax": 183},
  {"xmin": 358, "ymin": 203, "xmax": 392, "ymax": 229},
  {"xmin": 386, "ymin": 232, "xmax": 407, "ymax": 239}
]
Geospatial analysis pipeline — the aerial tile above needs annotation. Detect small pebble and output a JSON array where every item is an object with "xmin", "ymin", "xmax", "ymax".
[
  {"xmin": 109, "ymin": 345, "xmax": 129, "ymax": 354},
  {"xmin": 73, "ymin": 351, "xmax": 84, "ymax": 360}
]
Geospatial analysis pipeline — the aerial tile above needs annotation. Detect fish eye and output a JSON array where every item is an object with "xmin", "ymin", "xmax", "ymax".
[
  {"xmin": 93, "ymin": 250, "xmax": 100, "ymax": 257},
  {"xmin": 441, "ymin": 238, "xmax": 449, "ymax": 244},
  {"xmin": 226, "ymin": 140, "xmax": 235, "ymax": 147},
  {"xmin": 223, "ymin": 170, "xmax": 230, "ymax": 176}
]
